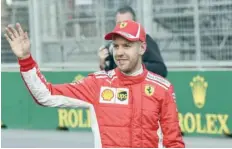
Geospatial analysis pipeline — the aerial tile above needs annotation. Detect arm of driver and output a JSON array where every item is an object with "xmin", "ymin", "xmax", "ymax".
[
  {"xmin": 19, "ymin": 55, "xmax": 97, "ymax": 108},
  {"xmin": 160, "ymin": 85, "xmax": 185, "ymax": 148}
]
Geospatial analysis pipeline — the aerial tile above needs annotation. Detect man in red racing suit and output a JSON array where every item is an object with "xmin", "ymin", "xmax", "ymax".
[{"xmin": 5, "ymin": 21, "xmax": 185, "ymax": 148}]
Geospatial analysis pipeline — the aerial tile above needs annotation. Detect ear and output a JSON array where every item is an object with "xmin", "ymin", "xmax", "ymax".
[{"xmin": 139, "ymin": 42, "xmax": 146, "ymax": 55}]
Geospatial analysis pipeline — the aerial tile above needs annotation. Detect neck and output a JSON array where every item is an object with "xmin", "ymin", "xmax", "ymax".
[{"xmin": 122, "ymin": 65, "xmax": 143, "ymax": 76}]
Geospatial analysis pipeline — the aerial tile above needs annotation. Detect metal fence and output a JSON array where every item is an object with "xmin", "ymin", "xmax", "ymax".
[
  {"xmin": 153, "ymin": 0, "xmax": 232, "ymax": 68},
  {"xmin": 1, "ymin": 0, "xmax": 232, "ymax": 70}
]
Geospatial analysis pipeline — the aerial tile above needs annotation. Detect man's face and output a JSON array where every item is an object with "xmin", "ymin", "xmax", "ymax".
[
  {"xmin": 112, "ymin": 35, "xmax": 145, "ymax": 74},
  {"xmin": 116, "ymin": 12, "xmax": 134, "ymax": 24}
]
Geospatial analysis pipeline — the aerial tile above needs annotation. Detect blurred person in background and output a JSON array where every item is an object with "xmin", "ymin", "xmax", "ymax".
[
  {"xmin": 5, "ymin": 20, "xmax": 184, "ymax": 148},
  {"xmin": 98, "ymin": 6, "xmax": 168, "ymax": 78}
]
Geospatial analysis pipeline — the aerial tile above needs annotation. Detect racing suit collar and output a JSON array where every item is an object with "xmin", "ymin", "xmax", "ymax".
[{"xmin": 115, "ymin": 64, "xmax": 148, "ymax": 86}]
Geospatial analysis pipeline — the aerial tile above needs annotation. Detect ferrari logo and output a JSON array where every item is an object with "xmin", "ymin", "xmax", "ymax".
[
  {"xmin": 119, "ymin": 22, "xmax": 128, "ymax": 28},
  {"xmin": 145, "ymin": 85, "xmax": 155, "ymax": 96}
]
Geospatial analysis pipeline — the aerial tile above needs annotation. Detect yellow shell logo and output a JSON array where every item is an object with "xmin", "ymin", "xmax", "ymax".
[
  {"xmin": 190, "ymin": 75, "xmax": 208, "ymax": 108},
  {"xmin": 101, "ymin": 89, "xmax": 114, "ymax": 101},
  {"xmin": 72, "ymin": 74, "xmax": 85, "ymax": 82},
  {"xmin": 120, "ymin": 22, "xmax": 128, "ymax": 28},
  {"xmin": 145, "ymin": 85, "xmax": 155, "ymax": 96}
]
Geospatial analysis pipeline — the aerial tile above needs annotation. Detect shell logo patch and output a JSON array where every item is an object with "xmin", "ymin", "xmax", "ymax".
[
  {"xmin": 145, "ymin": 85, "xmax": 155, "ymax": 96},
  {"xmin": 99, "ymin": 87, "xmax": 129, "ymax": 104},
  {"xmin": 101, "ymin": 89, "xmax": 114, "ymax": 101}
]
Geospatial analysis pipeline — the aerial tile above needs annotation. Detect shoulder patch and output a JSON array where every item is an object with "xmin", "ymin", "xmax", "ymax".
[{"xmin": 147, "ymin": 72, "xmax": 171, "ymax": 87}]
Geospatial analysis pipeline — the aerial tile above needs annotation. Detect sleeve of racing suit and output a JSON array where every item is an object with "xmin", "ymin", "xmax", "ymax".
[
  {"xmin": 160, "ymin": 85, "xmax": 185, "ymax": 148},
  {"xmin": 18, "ymin": 55, "xmax": 97, "ymax": 108}
]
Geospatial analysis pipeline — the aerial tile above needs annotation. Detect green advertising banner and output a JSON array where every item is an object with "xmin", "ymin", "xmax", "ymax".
[
  {"xmin": 1, "ymin": 71, "xmax": 91, "ymax": 131},
  {"xmin": 168, "ymin": 71, "xmax": 232, "ymax": 136},
  {"xmin": 1, "ymin": 71, "xmax": 232, "ymax": 137}
]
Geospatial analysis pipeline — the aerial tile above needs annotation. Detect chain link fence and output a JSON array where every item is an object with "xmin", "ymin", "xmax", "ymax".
[
  {"xmin": 1, "ymin": 0, "xmax": 232, "ymax": 70},
  {"xmin": 153, "ymin": 0, "xmax": 232, "ymax": 68},
  {"xmin": 29, "ymin": 0, "xmax": 142, "ymax": 71}
]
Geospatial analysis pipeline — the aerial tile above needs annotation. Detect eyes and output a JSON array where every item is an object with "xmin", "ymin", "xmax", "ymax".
[{"xmin": 113, "ymin": 43, "xmax": 132, "ymax": 49}]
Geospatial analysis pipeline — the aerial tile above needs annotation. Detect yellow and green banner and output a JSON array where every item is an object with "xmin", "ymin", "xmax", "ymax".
[{"xmin": 1, "ymin": 71, "xmax": 232, "ymax": 136}]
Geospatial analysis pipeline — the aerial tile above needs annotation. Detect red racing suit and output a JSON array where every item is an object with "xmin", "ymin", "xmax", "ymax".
[{"xmin": 19, "ymin": 55, "xmax": 185, "ymax": 148}]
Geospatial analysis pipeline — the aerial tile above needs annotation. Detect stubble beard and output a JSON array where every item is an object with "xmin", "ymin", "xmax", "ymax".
[{"xmin": 119, "ymin": 58, "xmax": 141, "ymax": 75}]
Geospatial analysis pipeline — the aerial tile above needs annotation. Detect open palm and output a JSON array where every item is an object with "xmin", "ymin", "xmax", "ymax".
[{"xmin": 5, "ymin": 23, "xmax": 30, "ymax": 59}]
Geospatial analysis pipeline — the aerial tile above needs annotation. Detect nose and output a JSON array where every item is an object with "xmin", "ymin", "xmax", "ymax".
[{"xmin": 115, "ymin": 46, "xmax": 124, "ymax": 56}]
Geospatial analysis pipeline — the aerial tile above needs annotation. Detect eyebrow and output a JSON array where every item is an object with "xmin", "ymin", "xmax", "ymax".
[{"xmin": 113, "ymin": 41, "xmax": 133, "ymax": 45}]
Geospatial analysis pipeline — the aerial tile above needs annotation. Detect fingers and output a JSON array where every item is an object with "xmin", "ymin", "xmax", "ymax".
[
  {"xmin": 4, "ymin": 33, "xmax": 12, "ymax": 45},
  {"xmin": 5, "ymin": 23, "xmax": 25, "ymax": 41},
  {"xmin": 99, "ymin": 48, "xmax": 109, "ymax": 54},
  {"xmin": 16, "ymin": 23, "xmax": 24, "ymax": 36},
  {"xmin": 8, "ymin": 24, "xmax": 19, "ymax": 38},
  {"xmin": 5, "ymin": 27, "xmax": 15, "ymax": 41},
  {"xmin": 24, "ymin": 32, "xmax": 29, "ymax": 40},
  {"xmin": 103, "ymin": 50, "xmax": 109, "ymax": 56},
  {"xmin": 98, "ymin": 45, "xmax": 106, "ymax": 51},
  {"xmin": 103, "ymin": 49, "xmax": 109, "ymax": 56},
  {"xmin": 98, "ymin": 48, "xmax": 109, "ymax": 59}
]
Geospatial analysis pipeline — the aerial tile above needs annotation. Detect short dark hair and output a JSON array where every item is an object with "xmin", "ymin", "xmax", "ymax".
[{"xmin": 116, "ymin": 6, "xmax": 136, "ymax": 21}]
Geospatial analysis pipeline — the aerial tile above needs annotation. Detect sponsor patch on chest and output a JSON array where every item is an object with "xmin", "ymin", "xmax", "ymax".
[
  {"xmin": 116, "ymin": 88, "xmax": 129, "ymax": 104},
  {"xmin": 99, "ymin": 87, "xmax": 129, "ymax": 105}
]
